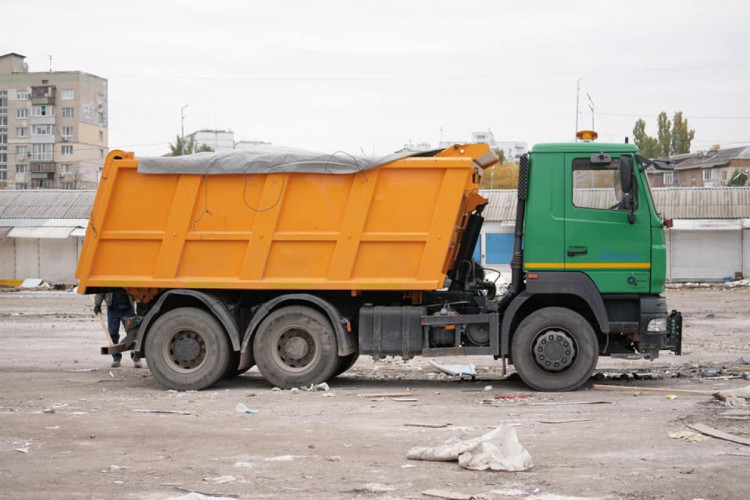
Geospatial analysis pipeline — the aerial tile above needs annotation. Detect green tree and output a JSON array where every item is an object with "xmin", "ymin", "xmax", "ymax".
[
  {"xmin": 169, "ymin": 135, "xmax": 214, "ymax": 156},
  {"xmin": 493, "ymin": 148, "xmax": 506, "ymax": 165},
  {"xmin": 671, "ymin": 112, "xmax": 695, "ymax": 155},
  {"xmin": 656, "ymin": 112, "xmax": 672, "ymax": 157},
  {"xmin": 632, "ymin": 111, "xmax": 695, "ymax": 157},
  {"xmin": 728, "ymin": 169, "xmax": 748, "ymax": 187},
  {"xmin": 632, "ymin": 119, "xmax": 660, "ymax": 158}
]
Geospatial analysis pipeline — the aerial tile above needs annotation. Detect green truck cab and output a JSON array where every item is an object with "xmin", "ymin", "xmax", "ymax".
[{"xmin": 494, "ymin": 141, "xmax": 681, "ymax": 390}]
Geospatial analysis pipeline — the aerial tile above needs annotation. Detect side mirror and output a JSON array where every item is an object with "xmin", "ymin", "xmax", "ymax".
[{"xmin": 619, "ymin": 156, "xmax": 636, "ymax": 223}]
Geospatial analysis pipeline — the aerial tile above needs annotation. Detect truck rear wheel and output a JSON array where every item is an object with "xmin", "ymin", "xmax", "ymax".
[
  {"xmin": 253, "ymin": 306, "xmax": 339, "ymax": 389},
  {"xmin": 511, "ymin": 307, "xmax": 598, "ymax": 392},
  {"xmin": 332, "ymin": 352, "xmax": 359, "ymax": 378},
  {"xmin": 145, "ymin": 307, "xmax": 231, "ymax": 391}
]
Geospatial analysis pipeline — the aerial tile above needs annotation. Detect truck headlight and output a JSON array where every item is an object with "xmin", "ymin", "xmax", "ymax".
[{"xmin": 647, "ymin": 317, "xmax": 667, "ymax": 332}]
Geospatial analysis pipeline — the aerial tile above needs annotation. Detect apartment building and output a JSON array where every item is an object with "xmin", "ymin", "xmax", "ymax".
[{"xmin": 0, "ymin": 53, "xmax": 108, "ymax": 189}]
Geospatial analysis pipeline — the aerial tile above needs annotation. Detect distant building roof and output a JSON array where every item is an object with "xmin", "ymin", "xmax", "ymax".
[
  {"xmin": 0, "ymin": 190, "xmax": 96, "ymax": 220},
  {"xmin": 481, "ymin": 187, "xmax": 750, "ymax": 221},
  {"xmin": 670, "ymin": 146, "xmax": 750, "ymax": 171}
]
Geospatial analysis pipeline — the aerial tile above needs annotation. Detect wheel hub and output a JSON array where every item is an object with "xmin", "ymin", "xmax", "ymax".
[
  {"xmin": 533, "ymin": 329, "xmax": 576, "ymax": 372},
  {"xmin": 278, "ymin": 329, "xmax": 315, "ymax": 368},
  {"xmin": 169, "ymin": 331, "xmax": 206, "ymax": 370}
]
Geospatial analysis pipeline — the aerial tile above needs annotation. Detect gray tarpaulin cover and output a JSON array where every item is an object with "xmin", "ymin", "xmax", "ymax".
[{"xmin": 138, "ymin": 145, "xmax": 440, "ymax": 175}]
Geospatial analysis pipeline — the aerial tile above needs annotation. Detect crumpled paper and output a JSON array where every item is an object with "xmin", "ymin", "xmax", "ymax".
[{"xmin": 406, "ymin": 425, "xmax": 533, "ymax": 471}]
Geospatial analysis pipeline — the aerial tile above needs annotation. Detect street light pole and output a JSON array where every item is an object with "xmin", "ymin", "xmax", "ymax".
[{"xmin": 181, "ymin": 103, "xmax": 191, "ymax": 155}]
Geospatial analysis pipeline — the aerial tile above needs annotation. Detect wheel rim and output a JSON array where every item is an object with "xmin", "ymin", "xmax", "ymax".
[
  {"xmin": 163, "ymin": 328, "xmax": 208, "ymax": 373},
  {"xmin": 532, "ymin": 327, "xmax": 577, "ymax": 372},
  {"xmin": 273, "ymin": 326, "xmax": 319, "ymax": 372}
]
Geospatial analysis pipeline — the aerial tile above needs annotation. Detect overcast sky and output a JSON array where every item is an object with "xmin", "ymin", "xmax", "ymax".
[{"xmin": 7, "ymin": 1, "xmax": 750, "ymax": 157}]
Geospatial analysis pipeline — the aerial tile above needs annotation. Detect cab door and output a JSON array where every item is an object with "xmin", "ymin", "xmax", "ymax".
[{"xmin": 563, "ymin": 154, "xmax": 651, "ymax": 293}]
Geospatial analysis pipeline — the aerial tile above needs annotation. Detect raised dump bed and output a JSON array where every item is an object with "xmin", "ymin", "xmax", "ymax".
[{"xmin": 76, "ymin": 145, "xmax": 492, "ymax": 299}]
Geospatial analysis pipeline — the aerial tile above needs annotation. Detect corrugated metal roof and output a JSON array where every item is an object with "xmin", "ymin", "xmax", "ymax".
[
  {"xmin": 481, "ymin": 187, "xmax": 750, "ymax": 221},
  {"xmin": 0, "ymin": 190, "xmax": 96, "ymax": 219}
]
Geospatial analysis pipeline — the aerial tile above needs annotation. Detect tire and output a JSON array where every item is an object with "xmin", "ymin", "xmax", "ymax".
[
  {"xmin": 332, "ymin": 351, "xmax": 359, "ymax": 378},
  {"xmin": 511, "ymin": 307, "xmax": 599, "ymax": 392},
  {"xmin": 145, "ymin": 307, "xmax": 231, "ymax": 391},
  {"xmin": 224, "ymin": 349, "xmax": 255, "ymax": 379},
  {"xmin": 253, "ymin": 306, "xmax": 339, "ymax": 389}
]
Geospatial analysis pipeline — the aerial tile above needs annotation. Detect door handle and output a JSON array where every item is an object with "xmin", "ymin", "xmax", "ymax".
[{"xmin": 567, "ymin": 247, "xmax": 588, "ymax": 257}]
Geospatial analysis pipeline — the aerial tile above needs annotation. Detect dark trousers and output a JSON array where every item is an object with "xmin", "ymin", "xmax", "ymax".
[{"xmin": 107, "ymin": 305, "xmax": 135, "ymax": 362}]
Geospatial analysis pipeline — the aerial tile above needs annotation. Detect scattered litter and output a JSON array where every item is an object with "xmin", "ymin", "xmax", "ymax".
[
  {"xmin": 109, "ymin": 371, "xmax": 114, "ymax": 378},
  {"xmin": 113, "ymin": 480, "xmax": 124, "ymax": 485},
  {"xmin": 234, "ymin": 462, "xmax": 255, "ymax": 468},
  {"xmin": 204, "ymin": 475, "xmax": 238, "ymax": 484},
  {"xmin": 19, "ymin": 278, "xmax": 44, "ymax": 288},
  {"xmin": 718, "ymin": 409, "xmax": 750, "ymax": 420},
  {"xmin": 531, "ymin": 401, "xmax": 612, "ymax": 406},
  {"xmin": 44, "ymin": 426, "xmax": 60, "ymax": 430},
  {"xmin": 351, "ymin": 483, "xmax": 396, "ymax": 494},
  {"xmin": 404, "ymin": 423, "xmax": 451, "ymax": 429},
  {"xmin": 41, "ymin": 407, "xmax": 55, "ymax": 414},
  {"xmin": 109, "ymin": 464, "xmax": 129, "ymax": 470},
  {"xmin": 358, "ymin": 391, "xmax": 423, "ymax": 398},
  {"xmin": 495, "ymin": 393, "xmax": 534, "ymax": 400},
  {"xmin": 666, "ymin": 395, "xmax": 677, "ymax": 400},
  {"xmin": 325, "ymin": 456, "xmax": 341, "ymax": 462},
  {"xmin": 490, "ymin": 487, "xmax": 541, "ymax": 497},
  {"xmin": 15, "ymin": 446, "xmax": 29, "ymax": 454},
  {"xmin": 235, "ymin": 403, "xmax": 257, "ymax": 414},
  {"xmin": 539, "ymin": 419, "xmax": 592, "ymax": 424},
  {"xmin": 394, "ymin": 398, "xmax": 419, "ymax": 402},
  {"xmin": 271, "ymin": 387, "xmax": 282, "ymax": 392},
  {"xmin": 484, "ymin": 385, "xmax": 493, "ymax": 391},
  {"xmin": 401, "ymin": 463, "xmax": 418, "ymax": 468},
  {"xmin": 171, "ymin": 487, "xmax": 240, "ymax": 499},
  {"xmin": 407, "ymin": 425, "xmax": 533, "ymax": 472},
  {"xmin": 593, "ymin": 384, "xmax": 712, "ymax": 396},
  {"xmin": 668, "ymin": 431, "xmax": 708, "ymax": 442},
  {"xmin": 429, "ymin": 359, "xmax": 477, "ymax": 378},
  {"xmin": 422, "ymin": 489, "xmax": 486, "ymax": 500},
  {"xmin": 62, "ymin": 368, "xmax": 97, "ymax": 373},
  {"xmin": 321, "ymin": 392, "xmax": 336, "ymax": 398},
  {"xmin": 133, "ymin": 409, "xmax": 192, "ymax": 415},
  {"xmin": 303, "ymin": 382, "xmax": 330, "ymax": 392},
  {"xmin": 687, "ymin": 423, "xmax": 750, "ymax": 447},
  {"xmin": 266, "ymin": 455, "xmax": 296, "ymax": 462}
]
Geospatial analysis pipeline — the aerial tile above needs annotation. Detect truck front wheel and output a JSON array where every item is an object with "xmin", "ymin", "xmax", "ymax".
[
  {"xmin": 511, "ymin": 307, "xmax": 599, "ymax": 391},
  {"xmin": 253, "ymin": 306, "xmax": 339, "ymax": 389},
  {"xmin": 145, "ymin": 307, "xmax": 232, "ymax": 391}
]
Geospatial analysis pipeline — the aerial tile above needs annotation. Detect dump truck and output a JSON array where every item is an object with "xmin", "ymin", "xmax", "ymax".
[{"xmin": 75, "ymin": 138, "xmax": 682, "ymax": 391}]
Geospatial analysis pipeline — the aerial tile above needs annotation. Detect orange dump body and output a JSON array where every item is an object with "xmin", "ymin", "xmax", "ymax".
[{"xmin": 76, "ymin": 145, "xmax": 492, "ymax": 298}]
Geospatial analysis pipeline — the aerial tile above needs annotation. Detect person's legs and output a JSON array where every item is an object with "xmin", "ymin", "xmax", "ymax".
[{"xmin": 107, "ymin": 309, "xmax": 122, "ymax": 366}]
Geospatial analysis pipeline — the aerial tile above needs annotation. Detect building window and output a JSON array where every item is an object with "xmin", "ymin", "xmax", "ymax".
[
  {"xmin": 62, "ymin": 107, "xmax": 74, "ymax": 118},
  {"xmin": 15, "ymin": 182, "xmax": 28, "ymax": 189},
  {"xmin": 62, "ymin": 145, "xmax": 73, "ymax": 155},
  {"xmin": 32, "ymin": 124, "xmax": 53, "ymax": 136},
  {"xmin": 99, "ymin": 130, "xmax": 104, "ymax": 141},
  {"xmin": 61, "ymin": 163, "xmax": 73, "ymax": 173},
  {"xmin": 16, "ymin": 108, "xmax": 28, "ymax": 119},
  {"xmin": 16, "ymin": 164, "xmax": 28, "ymax": 173},
  {"xmin": 663, "ymin": 172, "xmax": 675, "ymax": 185},
  {"xmin": 0, "ymin": 134, "xmax": 6, "ymax": 145},
  {"xmin": 722, "ymin": 171, "xmax": 728, "ymax": 182},
  {"xmin": 703, "ymin": 169, "xmax": 712, "ymax": 181},
  {"xmin": 16, "ymin": 127, "xmax": 27, "ymax": 138},
  {"xmin": 0, "ymin": 116, "xmax": 6, "ymax": 126},
  {"xmin": 32, "ymin": 144, "xmax": 53, "ymax": 161},
  {"xmin": 61, "ymin": 89, "xmax": 74, "ymax": 100},
  {"xmin": 61, "ymin": 182, "xmax": 75, "ymax": 189},
  {"xmin": 0, "ymin": 165, "xmax": 6, "ymax": 181},
  {"xmin": 15, "ymin": 90, "xmax": 29, "ymax": 100},
  {"xmin": 32, "ymin": 105, "xmax": 54, "ymax": 117},
  {"xmin": 62, "ymin": 126, "xmax": 74, "ymax": 137},
  {"xmin": 16, "ymin": 146, "xmax": 28, "ymax": 160}
]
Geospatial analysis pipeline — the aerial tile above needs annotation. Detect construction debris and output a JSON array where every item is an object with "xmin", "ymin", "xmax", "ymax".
[{"xmin": 686, "ymin": 423, "xmax": 750, "ymax": 447}]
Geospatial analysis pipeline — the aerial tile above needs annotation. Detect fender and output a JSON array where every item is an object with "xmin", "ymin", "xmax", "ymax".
[
  {"xmin": 240, "ymin": 293, "xmax": 356, "ymax": 357},
  {"xmin": 134, "ymin": 290, "xmax": 241, "ymax": 353},
  {"xmin": 500, "ymin": 272, "xmax": 609, "ymax": 355}
]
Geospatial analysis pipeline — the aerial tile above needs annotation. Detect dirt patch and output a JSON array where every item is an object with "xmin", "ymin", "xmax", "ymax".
[{"xmin": 1, "ymin": 288, "xmax": 750, "ymax": 499}]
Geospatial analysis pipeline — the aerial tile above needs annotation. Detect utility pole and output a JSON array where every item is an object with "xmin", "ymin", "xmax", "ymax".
[
  {"xmin": 180, "ymin": 103, "xmax": 191, "ymax": 155},
  {"xmin": 575, "ymin": 78, "xmax": 581, "ymax": 140},
  {"xmin": 586, "ymin": 92, "xmax": 595, "ymax": 130}
]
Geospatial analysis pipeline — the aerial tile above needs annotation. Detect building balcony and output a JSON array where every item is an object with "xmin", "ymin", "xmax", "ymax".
[
  {"xmin": 31, "ymin": 171, "xmax": 55, "ymax": 180},
  {"xmin": 31, "ymin": 153, "xmax": 54, "ymax": 162},
  {"xmin": 31, "ymin": 96, "xmax": 56, "ymax": 105}
]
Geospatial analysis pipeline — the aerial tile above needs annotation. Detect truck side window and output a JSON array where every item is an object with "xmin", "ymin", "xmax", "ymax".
[{"xmin": 572, "ymin": 158, "xmax": 625, "ymax": 210}]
